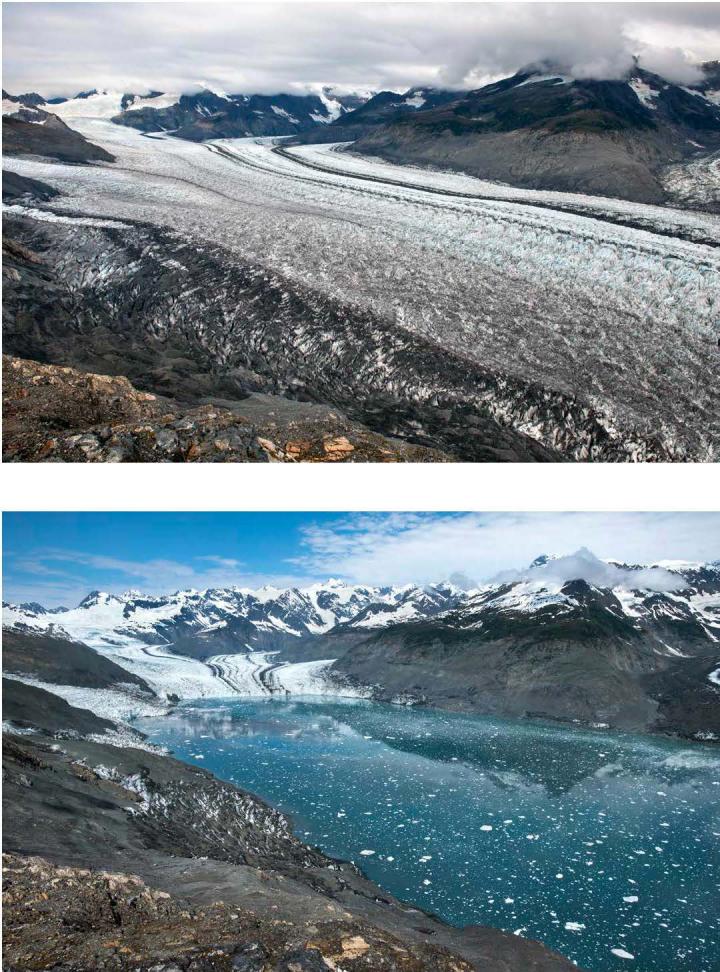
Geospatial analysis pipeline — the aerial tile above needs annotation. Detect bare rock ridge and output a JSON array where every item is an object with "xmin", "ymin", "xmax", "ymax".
[
  {"xmin": 2, "ymin": 355, "xmax": 447, "ymax": 463},
  {"xmin": 2, "ymin": 104, "xmax": 115, "ymax": 163}
]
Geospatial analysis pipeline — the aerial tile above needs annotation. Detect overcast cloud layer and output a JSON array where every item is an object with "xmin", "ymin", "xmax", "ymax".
[{"xmin": 3, "ymin": 2, "xmax": 720, "ymax": 98}]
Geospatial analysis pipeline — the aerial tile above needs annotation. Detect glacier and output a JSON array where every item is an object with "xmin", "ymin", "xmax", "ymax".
[{"xmin": 3, "ymin": 112, "xmax": 719, "ymax": 460}]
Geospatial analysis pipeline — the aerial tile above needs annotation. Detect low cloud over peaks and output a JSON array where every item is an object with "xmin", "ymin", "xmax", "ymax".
[
  {"xmin": 3, "ymin": 3, "xmax": 718, "ymax": 98},
  {"xmin": 496, "ymin": 548, "xmax": 685, "ymax": 593}
]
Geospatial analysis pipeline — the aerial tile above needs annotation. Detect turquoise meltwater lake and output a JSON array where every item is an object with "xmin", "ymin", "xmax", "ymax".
[{"xmin": 137, "ymin": 698, "xmax": 720, "ymax": 972}]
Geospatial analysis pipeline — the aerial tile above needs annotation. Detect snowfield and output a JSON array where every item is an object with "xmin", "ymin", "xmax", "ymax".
[{"xmin": 3, "ymin": 117, "xmax": 720, "ymax": 459}]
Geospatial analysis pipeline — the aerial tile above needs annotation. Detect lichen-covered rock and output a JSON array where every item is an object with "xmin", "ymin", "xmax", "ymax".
[
  {"xmin": 1, "ymin": 854, "xmax": 479, "ymax": 971},
  {"xmin": 2, "ymin": 356, "xmax": 449, "ymax": 463}
]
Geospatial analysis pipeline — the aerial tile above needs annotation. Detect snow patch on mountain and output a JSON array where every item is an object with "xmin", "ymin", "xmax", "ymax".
[
  {"xmin": 629, "ymin": 78, "xmax": 660, "ymax": 109},
  {"xmin": 271, "ymin": 105, "xmax": 299, "ymax": 124},
  {"xmin": 46, "ymin": 90, "xmax": 173, "ymax": 120},
  {"xmin": 123, "ymin": 93, "xmax": 180, "ymax": 112}
]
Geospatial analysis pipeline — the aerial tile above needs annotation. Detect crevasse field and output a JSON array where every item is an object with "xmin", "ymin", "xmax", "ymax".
[{"xmin": 4, "ymin": 118, "xmax": 720, "ymax": 458}]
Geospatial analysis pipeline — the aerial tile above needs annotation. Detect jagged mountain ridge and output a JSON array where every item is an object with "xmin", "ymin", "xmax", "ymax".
[
  {"xmin": 347, "ymin": 64, "xmax": 720, "ymax": 205},
  {"xmin": 4, "ymin": 555, "xmax": 719, "ymax": 657},
  {"xmin": 3, "ymin": 85, "xmax": 370, "ymax": 140},
  {"xmin": 2, "ymin": 578, "xmax": 467, "ymax": 654},
  {"xmin": 111, "ymin": 88, "xmax": 367, "ymax": 140}
]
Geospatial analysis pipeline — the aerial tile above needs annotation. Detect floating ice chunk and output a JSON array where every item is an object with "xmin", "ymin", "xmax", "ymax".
[
  {"xmin": 611, "ymin": 948, "xmax": 635, "ymax": 960},
  {"xmin": 623, "ymin": 896, "xmax": 639, "ymax": 903},
  {"xmin": 359, "ymin": 849, "xmax": 375, "ymax": 856},
  {"xmin": 565, "ymin": 922, "xmax": 585, "ymax": 932}
]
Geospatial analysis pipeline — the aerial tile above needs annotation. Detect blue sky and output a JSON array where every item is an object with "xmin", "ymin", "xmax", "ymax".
[{"xmin": 3, "ymin": 512, "xmax": 719, "ymax": 607}]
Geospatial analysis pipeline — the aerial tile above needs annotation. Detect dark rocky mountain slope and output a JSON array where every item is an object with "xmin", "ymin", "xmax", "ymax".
[
  {"xmin": 294, "ymin": 86, "xmax": 461, "ymax": 144},
  {"xmin": 2, "ymin": 679, "xmax": 121, "ymax": 737},
  {"xmin": 2, "ymin": 106, "xmax": 115, "ymax": 163},
  {"xmin": 331, "ymin": 565, "xmax": 720, "ymax": 738},
  {"xmin": 2, "ymin": 628, "xmax": 155, "ymax": 694},
  {"xmin": 2, "ymin": 169, "xmax": 61, "ymax": 202},
  {"xmin": 351, "ymin": 65, "xmax": 720, "ymax": 204}
]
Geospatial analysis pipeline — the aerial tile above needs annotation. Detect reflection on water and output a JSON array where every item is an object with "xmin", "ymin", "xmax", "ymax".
[{"xmin": 139, "ymin": 697, "xmax": 720, "ymax": 972}]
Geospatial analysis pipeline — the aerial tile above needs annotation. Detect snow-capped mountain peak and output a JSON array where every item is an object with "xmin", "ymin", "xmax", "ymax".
[
  {"xmin": 4, "ymin": 557, "xmax": 718, "ymax": 708},
  {"xmin": 4, "ymin": 557, "xmax": 719, "ymax": 658}
]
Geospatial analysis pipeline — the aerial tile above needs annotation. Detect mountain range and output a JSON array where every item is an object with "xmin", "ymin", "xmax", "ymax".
[
  {"xmin": 4, "ymin": 551, "xmax": 719, "ymax": 738},
  {"xmin": 5, "ymin": 58, "xmax": 719, "ymax": 205},
  {"xmin": 3, "ymin": 85, "xmax": 367, "ymax": 140}
]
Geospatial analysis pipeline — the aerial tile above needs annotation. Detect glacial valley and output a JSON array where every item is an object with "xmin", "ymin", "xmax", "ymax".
[{"xmin": 4, "ymin": 112, "xmax": 720, "ymax": 460}]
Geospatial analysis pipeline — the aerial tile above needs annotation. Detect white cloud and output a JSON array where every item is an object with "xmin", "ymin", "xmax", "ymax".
[
  {"xmin": 493, "ymin": 547, "xmax": 684, "ymax": 592},
  {"xmin": 2, "ymin": 3, "xmax": 718, "ymax": 98},
  {"xmin": 293, "ymin": 512, "xmax": 720, "ymax": 587}
]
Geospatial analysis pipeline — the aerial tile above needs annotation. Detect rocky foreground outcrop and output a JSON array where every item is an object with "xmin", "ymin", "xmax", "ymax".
[
  {"xmin": 2, "ymin": 356, "xmax": 448, "ymax": 463},
  {"xmin": 2, "ymin": 854, "xmax": 480, "ymax": 972}
]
